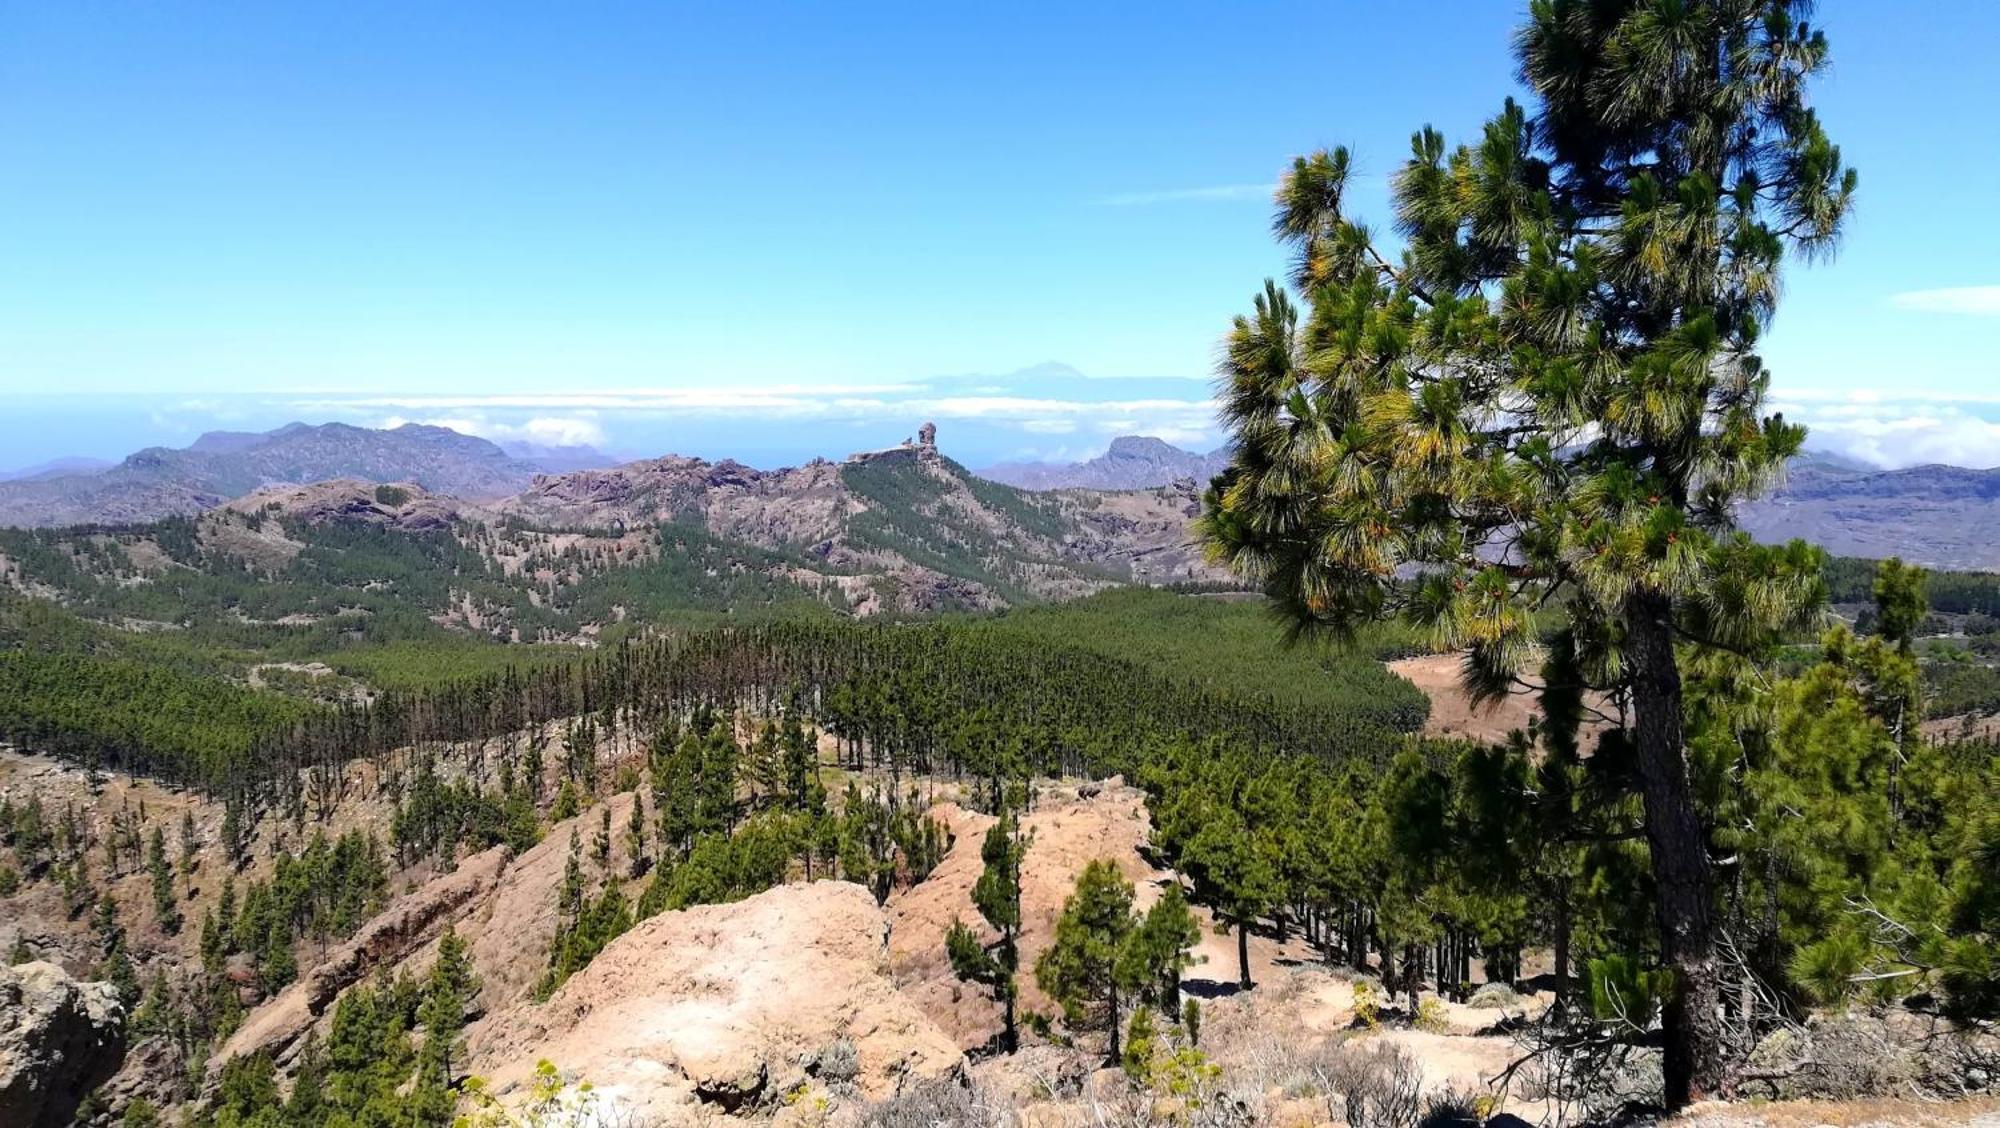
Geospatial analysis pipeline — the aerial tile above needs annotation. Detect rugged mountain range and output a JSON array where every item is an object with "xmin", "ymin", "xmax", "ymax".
[
  {"xmin": 489, "ymin": 435, "xmax": 1219, "ymax": 612},
  {"xmin": 0, "ymin": 427, "xmax": 1224, "ymax": 632},
  {"xmin": 1737, "ymin": 452, "xmax": 2000, "ymax": 571},
  {"xmin": 13, "ymin": 419, "xmax": 1994, "ymax": 629},
  {"xmin": 979, "ymin": 435, "xmax": 1233, "ymax": 491},
  {"xmin": 0, "ymin": 422, "xmax": 605, "ymax": 528},
  {"xmin": 989, "ymin": 436, "xmax": 2000, "ymax": 572}
]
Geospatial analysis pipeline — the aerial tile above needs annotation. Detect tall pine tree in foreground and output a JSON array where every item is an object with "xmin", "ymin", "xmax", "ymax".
[{"xmin": 1199, "ymin": 0, "xmax": 1853, "ymax": 1106}]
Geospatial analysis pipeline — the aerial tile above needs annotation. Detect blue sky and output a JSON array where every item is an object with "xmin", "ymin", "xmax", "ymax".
[{"xmin": 2, "ymin": 2, "xmax": 1998, "ymax": 471}]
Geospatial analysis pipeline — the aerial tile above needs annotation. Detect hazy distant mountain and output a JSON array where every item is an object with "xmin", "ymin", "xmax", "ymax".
[
  {"xmin": 980, "ymin": 436, "xmax": 1232, "ymax": 491},
  {"xmin": 499, "ymin": 440, "xmax": 615, "ymax": 474},
  {"xmin": 0, "ymin": 422, "xmax": 543, "ymax": 528},
  {"xmin": 0, "ymin": 456, "xmax": 116, "ymax": 483},
  {"xmin": 1739, "ymin": 452, "xmax": 2000, "ymax": 571}
]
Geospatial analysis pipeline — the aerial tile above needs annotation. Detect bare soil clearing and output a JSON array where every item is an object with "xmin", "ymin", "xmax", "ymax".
[{"xmin": 1389, "ymin": 652, "xmax": 1614, "ymax": 748}]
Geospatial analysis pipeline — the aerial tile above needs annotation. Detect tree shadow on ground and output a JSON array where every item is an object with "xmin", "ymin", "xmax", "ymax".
[{"xmin": 1180, "ymin": 977, "xmax": 1246, "ymax": 1000}]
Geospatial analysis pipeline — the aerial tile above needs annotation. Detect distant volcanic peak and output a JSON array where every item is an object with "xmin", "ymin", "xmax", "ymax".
[
  {"xmin": 977, "ymin": 434, "xmax": 1229, "ymax": 492},
  {"xmin": 1106, "ymin": 435, "xmax": 1182, "ymax": 458}
]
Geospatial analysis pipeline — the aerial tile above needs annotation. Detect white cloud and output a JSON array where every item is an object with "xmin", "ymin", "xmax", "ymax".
[
  {"xmin": 1802, "ymin": 408, "xmax": 2000, "ymax": 469},
  {"xmin": 381, "ymin": 413, "xmax": 608, "ymax": 449},
  {"xmin": 1889, "ymin": 286, "xmax": 2000, "ymax": 316},
  {"xmin": 280, "ymin": 375, "xmax": 1227, "ymax": 461},
  {"xmin": 307, "ymin": 386, "xmax": 1218, "ymax": 430},
  {"xmin": 1772, "ymin": 390, "xmax": 2000, "ymax": 468},
  {"xmin": 1090, "ymin": 418, "xmax": 1216, "ymax": 447},
  {"xmin": 1092, "ymin": 183, "xmax": 1275, "ymax": 207},
  {"xmin": 301, "ymin": 384, "xmax": 922, "ymax": 414}
]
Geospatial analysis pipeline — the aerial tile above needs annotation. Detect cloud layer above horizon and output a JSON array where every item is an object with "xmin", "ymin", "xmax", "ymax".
[
  {"xmin": 313, "ymin": 363, "xmax": 1225, "ymax": 461},
  {"xmin": 13, "ymin": 365, "xmax": 2000, "ymax": 476}
]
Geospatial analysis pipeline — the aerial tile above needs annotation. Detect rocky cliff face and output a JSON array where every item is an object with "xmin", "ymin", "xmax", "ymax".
[
  {"xmin": 0, "ymin": 961, "xmax": 126, "ymax": 1128},
  {"xmin": 223, "ymin": 479, "xmax": 463, "ymax": 532},
  {"xmin": 0, "ymin": 428, "xmax": 1230, "ymax": 633},
  {"xmin": 499, "ymin": 441, "xmax": 1227, "ymax": 610}
]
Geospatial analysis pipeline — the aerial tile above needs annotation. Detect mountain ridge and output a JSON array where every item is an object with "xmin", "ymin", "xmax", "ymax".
[
  {"xmin": 978, "ymin": 435, "xmax": 1233, "ymax": 491},
  {"xmin": 13, "ymin": 422, "xmax": 2000, "ymax": 572},
  {"xmin": 1737, "ymin": 458, "xmax": 2000, "ymax": 570},
  {"xmin": 0, "ymin": 422, "xmax": 610, "ymax": 528},
  {"xmin": 986, "ymin": 435, "xmax": 2000, "ymax": 570},
  {"xmin": 0, "ymin": 425, "xmax": 1226, "ymax": 632}
]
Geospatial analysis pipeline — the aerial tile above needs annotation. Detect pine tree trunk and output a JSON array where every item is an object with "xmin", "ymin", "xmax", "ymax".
[
  {"xmin": 1552, "ymin": 891, "xmax": 1572, "ymax": 1008},
  {"xmin": 1107, "ymin": 981, "xmax": 1121, "ymax": 1064},
  {"xmin": 1237, "ymin": 920, "xmax": 1253, "ymax": 990},
  {"xmin": 1625, "ymin": 592, "xmax": 1723, "ymax": 1107},
  {"xmin": 1002, "ymin": 980, "xmax": 1018, "ymax": 1053}
]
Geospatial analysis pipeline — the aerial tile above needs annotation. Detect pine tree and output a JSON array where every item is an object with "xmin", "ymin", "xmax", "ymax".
[
  {"xmin": 1179, "ymin": 806, "xmax": 1279, "ymax": 990},
  {"xmin": 287, "ymin": 1034, "xmax": 329, "ymax": 1127},
  {"xmin": 946, "ymin": 807, "xmax": 1030, "ymax": 1051},
  {"xmin": 562, "ymin": 718, "xmax": 598, "ymax": 795},
  {"xmin": 411, "ymin": 923, "xmax": 478, "ymax": 1125},
  {"xmin": 550, "ymin": 779, "xmax": 581, "ymax": 822},
  {"xmin": 522, "ymin": 736, "xmax": 547, "ymax": 807},
  {"xmin": 592, "ymin": 805, "xmax": 612, "ymax": 867},
  {"xmin": 220, "ymin": 794, "xmax": 249, "ymax": 871},
  {"xmin": 833, "ymin": 784, "xmax": 882, "ymax": 902},
  {"xmin": 179, "ymin": 810, "xmax": 199, "ymax": 892},
  {"xmin": 147, "ymin": 826, "xmax": 181, "ymax": 934},
  {"xmin": 1035, "ymin": 859, "xmax": 1137, "ymax": 1063},
  {"xmin": 1198, "ymin": 1, "xmax": 1853, "ymax": 1104},
  {"xmin": 95, "ymin": 893, "xmax": 139, "ymax": 1010},
  {"xmin": 653, "ymin": 724, "xmax": 699, "ymax": 863},
  {"xmin": 698, "ymin": 716, "xmax": 739, "ymax": 836},
  {"xmin": 626, "ymin": 790, "xmax": 650, "ymax": 878},
  {"xmin": 1121, "ymin": 1005, "xmax": 1159, "ymax": 1081},
  {"xmin": 746, "ymin": 720, "xmax": 781, "ymax": 804},
  {"xmin": 780, "ymin": 718, "xmax": 823, "ymax": 813},
  {"xmin": 1122, "ymin": 883, "xmax": 1201, "ymax": 1017}
]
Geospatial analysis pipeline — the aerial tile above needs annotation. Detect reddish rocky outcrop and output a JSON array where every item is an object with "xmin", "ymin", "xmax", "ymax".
[{"xmin": 466, "ymin": 881, "xmax": 963, "ymax": 1121}]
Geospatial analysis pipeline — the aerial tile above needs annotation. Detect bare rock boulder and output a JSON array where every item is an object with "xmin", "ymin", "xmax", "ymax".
[
  {"xmin": 0, "ymin": 961, "xmax": 126, "ymax": 1128},
  {"xmin": 466, "ymin": 880, "xmax": 963, "ymax": 1121}
]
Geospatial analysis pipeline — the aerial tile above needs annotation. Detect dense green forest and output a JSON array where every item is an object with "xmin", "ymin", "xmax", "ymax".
[
  {"xmin": 1826, "ymin": 555, "xmax": 2000, "ymax": 616},
  {"xmin": 0, "ymin": 576, "xmax": 1427, "ymax": 794},
  {"xmin": 965, "ymin": 587, "xmax": 1429, "ymax": 729}
]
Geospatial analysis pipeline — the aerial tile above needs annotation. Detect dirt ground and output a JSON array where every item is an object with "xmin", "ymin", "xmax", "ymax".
[
  {"xmin": 1389, "ymin": 652, "xmax": 1614, "ymax": 748},
  {"xmin": 1390, "ymin": 653, "xmax": 1541, "ymax": 744},
  {"xmin": 1922, "ymin": 712, "xmax": 2000, "ymax": 742},
  {"xmin": 1670, "ymin": 1094, "xmax": 2000, "ymax": 1127}
]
